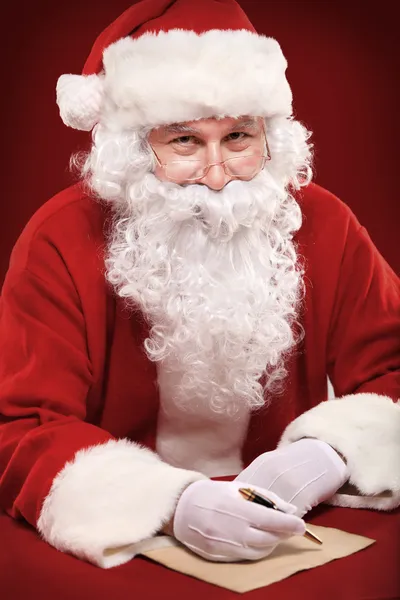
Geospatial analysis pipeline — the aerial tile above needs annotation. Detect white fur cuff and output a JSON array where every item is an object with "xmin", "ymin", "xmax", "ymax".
[
  {"xmin": 279, "ymin": 393, "xmax": 400, "ymax": 511},
  {"xmin": 37, "ymin": 439, "xmax": 206, "ymax": 568}
]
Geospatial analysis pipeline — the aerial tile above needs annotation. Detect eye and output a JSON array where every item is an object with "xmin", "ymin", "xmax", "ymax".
[
  {"xmin": 171, "ymin": 135, "xmax": 199, "ymax": 145},
  {"xmin": 225, "ymin": 132, "xmax": 251, "ymax": 142}
]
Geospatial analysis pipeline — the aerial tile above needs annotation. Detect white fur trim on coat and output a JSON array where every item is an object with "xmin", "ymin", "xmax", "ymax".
[
  {"xmin": 57, "ymin": 29, "xmax": 292, "ymax": 132},
  {"xmin": 279, "ymin": 393, "xmax": 400, "ymax": 511},
  {"xmin": 37, "ymin": 439, "xmax": 206, "ymax": 568}
]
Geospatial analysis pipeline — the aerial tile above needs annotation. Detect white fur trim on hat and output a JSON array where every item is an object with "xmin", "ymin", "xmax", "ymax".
[
  {"xmin": 56, "ymin": 74, "xmax": 105, "ymax": 131},
  {"xmin": 279, "ymin": 393, "xmax": 400, "ymax": 511},
  {"xmin": 37, "ymin": 439, "xmax": 206, "ymax": 568},
  {"xmin": 57, "ymin": 29, "xmax": 292, "ymax": 132}
]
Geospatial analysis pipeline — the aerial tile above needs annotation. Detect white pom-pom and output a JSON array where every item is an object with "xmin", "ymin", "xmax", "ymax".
[{"xmin": 56, "ymin": 74, "xmax": 104, "ymax": 131}]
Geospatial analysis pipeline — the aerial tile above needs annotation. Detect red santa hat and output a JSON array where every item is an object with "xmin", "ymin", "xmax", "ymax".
[{"xmin": 56, "ymin": 0, "xmax": 293, "ymax": 132}]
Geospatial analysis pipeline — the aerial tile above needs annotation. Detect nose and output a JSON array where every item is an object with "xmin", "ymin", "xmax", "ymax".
[{"xmin": 200, "ymin": 163, "xmax": 232, "ymax": 191}]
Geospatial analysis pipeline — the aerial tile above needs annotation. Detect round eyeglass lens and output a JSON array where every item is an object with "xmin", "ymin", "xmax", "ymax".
[
  {"xmin": 166, "ymin": 160, "xmax": 205, "ymax": 181},
  {"xmin": 224, "ymin": 155, "xmax": 265, "ymax": 177}
]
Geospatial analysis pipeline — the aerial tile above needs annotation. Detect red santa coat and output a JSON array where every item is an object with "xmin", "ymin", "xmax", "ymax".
[{"xmin": 0, "ymin": 181, "xmax": 399, "ymax": 568}]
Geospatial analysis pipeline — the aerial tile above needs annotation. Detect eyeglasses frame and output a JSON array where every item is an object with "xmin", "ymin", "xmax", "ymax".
[{"xmin": 148, "ymin": 121, "xmax": 271, "ymax": 183}]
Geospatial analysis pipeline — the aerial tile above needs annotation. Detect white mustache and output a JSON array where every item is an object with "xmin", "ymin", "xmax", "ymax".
[{"xmin": 129, "ymin": 169, "xmax": 283, "ymax": 241}]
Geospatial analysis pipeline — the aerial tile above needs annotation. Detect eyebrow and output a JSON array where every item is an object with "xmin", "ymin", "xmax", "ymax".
[
  {"xmin": 163, "ymin": 123, "xmax": 200, "ymax": 135},
  {"xmin": 162, "ymin": 118, "xmax": 259, "ymax": 136},
  {"xmin": 227, "ymin": 119, "xmax": 259, "ymax": 132}
]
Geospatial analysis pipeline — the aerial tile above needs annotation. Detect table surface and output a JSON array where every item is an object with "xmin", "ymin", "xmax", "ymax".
[{"xmin": 1, "ymin": 505, "xmax": 399, "ymax": 600}]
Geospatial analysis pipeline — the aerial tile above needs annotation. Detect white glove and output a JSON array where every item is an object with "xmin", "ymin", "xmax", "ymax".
[
  {"xmin": 173, "ymin": 479, "xmax": 306, "ymax": 562},
  {"xmin": 236, "ymin": 438, "xmax": 349, "ymax": 517}
]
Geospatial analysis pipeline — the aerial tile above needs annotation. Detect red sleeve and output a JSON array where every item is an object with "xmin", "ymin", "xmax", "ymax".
[
  {"xmin": 327, "ymin": 223, "xmax": 400, "ymax": 399},
  {"xmin": 0, "ymin": 234, "xmax": 113, "ymax": 527}
]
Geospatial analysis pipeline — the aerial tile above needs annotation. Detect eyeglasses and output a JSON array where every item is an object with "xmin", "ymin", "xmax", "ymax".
[{"xmin": 150, "ymin": 129, "xmax": 271, "ymax": 183}]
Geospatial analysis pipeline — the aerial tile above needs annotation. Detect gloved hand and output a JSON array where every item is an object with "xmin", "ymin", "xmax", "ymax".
[
  {"xmin": 173, "ymin": 479, "xmax": 305, "ymax": 562},
  {"xmin": 235, "ymin": 438, "xmax": 349, "ymax": 517}
]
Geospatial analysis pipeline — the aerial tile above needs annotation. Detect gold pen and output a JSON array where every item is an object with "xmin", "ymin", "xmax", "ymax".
[{"xmin": 239, "ymin": 487, "xmax": 322, "ymax": 545}]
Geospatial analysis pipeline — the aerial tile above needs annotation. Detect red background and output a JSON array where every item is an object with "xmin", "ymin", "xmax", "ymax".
[
  {"xmin": 2, "ymin": 0, "xmax": 399, "ymax": 285},
  {"xmin": 1, "ymin": 4, "xmax": 399, "ymax": 596}
]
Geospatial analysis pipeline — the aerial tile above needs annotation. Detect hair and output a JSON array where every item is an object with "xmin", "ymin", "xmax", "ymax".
[{"xmin": 72, "ymin": 115, "xmax": 314, "ymax": 414}]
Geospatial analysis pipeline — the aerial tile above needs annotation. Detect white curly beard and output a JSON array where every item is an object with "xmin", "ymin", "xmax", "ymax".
[{"xmin": 106, "ymin": 168, "xmax": 303, "ymax": 415}]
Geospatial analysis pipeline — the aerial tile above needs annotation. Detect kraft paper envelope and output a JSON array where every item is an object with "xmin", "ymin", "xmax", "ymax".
[{"xmin": 141, "ymin": 526, "xmax": 375, "ymax": 593}]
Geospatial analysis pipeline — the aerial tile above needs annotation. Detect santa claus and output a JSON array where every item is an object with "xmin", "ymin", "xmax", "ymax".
[{"xmin": 0, "ymin": 0, "xmax": 398, "ymax": 568}]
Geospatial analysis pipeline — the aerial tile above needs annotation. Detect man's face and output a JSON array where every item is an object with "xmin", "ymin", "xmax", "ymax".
[{"xmin": 147, "ymin": 116, "xmax": 266, "ymax": 191}]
